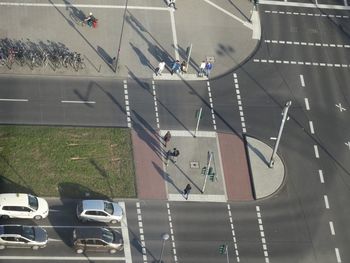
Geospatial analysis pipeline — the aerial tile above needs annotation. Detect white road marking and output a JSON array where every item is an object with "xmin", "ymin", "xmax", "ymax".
[
  {"xmin": 119, "ymin": 202, "xmax": 132, "ymax": 263},
  {"xmin": 0, "ymin": 98, "xmax": 28, "ymax": 102},
  {"xmin": 61, "ymin": 100, "xmax": 95, "ymax": 104},
  {"xmin": 207, "ymin": 82, "xmax": 217, "ymax": 131},
  {"xmin": 253, "ymin": 59, "xmax": 350, "ymax": 68},
  {"xmin": 335, "ymin": 103, "xmax": 346, "ymax": 112},
  {"xmin": 345, "ymin": 142, "xmax": 350, "ymax": 149},
  {"xmin": 0, "ymin": 256, "xmax": 125, "ymax": 261},
  {"xmin": 251, "ymin": 10, "xmax": 261, "ymax": 39},
  {"xmin": 304, "ymin": 98, "xmax": 310, "ymax": 110},
  {"xmin": 260, "ymin": 0, "xmax": 350, "ymax": 10},
  {"xmin": 170, "ymin": 9, "xmax": 179, "ymax": 61},
  {"xmin": 167, "ymin": 202, "xmax": 178, "ymax": 263},
  {"xmin": 314, "ymin": 145, "xmax": 319, "ymax": 158},
  {"xmin": 309, "ymin": 121, "xmax": 315, "ymax": 134},
  {"xmin": 318, "ymin": 170, "xmax": 324, "ymax": 183},
  {"xmin": 324, "ymin": 195, "xmax": 330, "ymax": 209},
  {"xmin": 329, "ymin": 221, "xmax": 335, "ymax": 235},
  {"xmin": 256, "ymin": 206, "xmax": 270, "ymax": 263},
  {"xmin": 335, "ymin": 248, "xmax": 342, "ymax": 262},
  {"xmin": 123, "ymin": 80, "xmax": 131, "ymax": 128},
  {"xmin": 152, "ymin": 81, "xmax": 160, "ymax": 129},
  {"xmin": 136, "ymin": 202, "xmax": 147, "ymax": 263},
  {"xmin": 233, "ymin": 73, "xmax": 247, "ymax": 134},
  {"xmin": 227, "ymin": 204, "xmax": 240, "ymax": 262},
  {"xmin": 0, "ymin": 2, "xmax": 168, "ymax": 11},
  {"xmin": 203, "ymin": 0, "xmax": 253, "ymax": 29},
  {"xmin": 300, "ymin": 75, "xmax": 305, "ymax": 87},
  {"xmin": 264, "ymin": 9, "xmax": 349, "ymax": 18}
]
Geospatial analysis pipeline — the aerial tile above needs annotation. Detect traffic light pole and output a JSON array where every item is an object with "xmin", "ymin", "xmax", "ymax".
[{"xmin": 226, "ymin": 245, "xmax": 230, "ymax": 263}]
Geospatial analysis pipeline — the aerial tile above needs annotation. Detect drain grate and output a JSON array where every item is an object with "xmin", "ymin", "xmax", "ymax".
[{"xmin": 190, "ymin": 161, "xmax": 199, "ymax": 169}]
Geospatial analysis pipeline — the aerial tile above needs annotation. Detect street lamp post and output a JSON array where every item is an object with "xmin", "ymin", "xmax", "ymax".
[
  {"xmin": 159, "ymin": 233, "xmax": 170, "ymax": 263},
  {"xmin": 269, "ymin": 101, "xmax": 292, "ymax": 168}
]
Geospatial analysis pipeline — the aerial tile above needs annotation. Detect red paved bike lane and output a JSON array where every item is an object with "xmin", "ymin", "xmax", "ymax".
[{"xmin": 131, "ymin": 129, "xmax": 167, "ymax": 200}]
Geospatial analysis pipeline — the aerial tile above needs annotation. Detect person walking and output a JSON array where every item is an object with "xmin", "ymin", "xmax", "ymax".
[
  {"xmin": 168, "ymin": 0, "xmax": 176, "ymax": 9},
  {"xmin": 155, "ymin": 60, "xmax": 166, "ymax": 76},
  {"xmin": 199, "ymin": 61, "xmax": 206, "ymax": 77},
  {"xmin": 181, "ymin": 61, "xmax": 187, "ymax": 74},
  {"xmin": 171, "ymin": 60, "xmax": 180, "ymax": 75},
  {"xmin": 205, "ymin": 61, "xmax": 213, "ymax": 77},
  {"xmin": 163, "ymin": 131, "xmax": 171, "ymax": 147},
  {"xmin": 172, "ymin": 148, "xmax": 180, "ymax": 163},
  {"xmin": 183, "ymin": 184, "xmax": 192, "ymax": 200}
]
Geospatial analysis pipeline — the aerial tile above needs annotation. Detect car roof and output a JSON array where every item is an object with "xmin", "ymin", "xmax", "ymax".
[
  {"xmin": 0, "ymin": 194, "xmax": 29, "ymax": 206},
  {"xmin": 82, "ymin": 200, "xmax": 105, "ymax": 211},
  {"xmin": 1, "ymin": 225, "xmax": 24, "ymax": 235},
  {"xmin": 75, "ymin": 227, "xmax": 108, "ymax": 239}
]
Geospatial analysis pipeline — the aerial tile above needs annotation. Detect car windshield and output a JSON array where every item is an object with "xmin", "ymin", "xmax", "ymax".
[
  {"xmin": 101, "ymin": 228, "xmax": 114, "ymax": 243},
  {"xmin": 21, "ymin": 226, "xmax": 35, "ymax": 240},
  {"xmin": 28, "ymin": 195, "xmax": 39, "ymax": 211},
  {"xmin": 103, "ymin": 201, "xmax": 114, "ymax": 215}
]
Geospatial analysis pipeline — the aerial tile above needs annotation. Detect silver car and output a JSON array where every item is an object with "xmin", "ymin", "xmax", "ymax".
[
  {"xmin": 0, "ymin": 225, "xmax": 48, "ymax": 250},
  {"xmin": 76, "ymin": 200, "xmax": 123, "ymax": 224}
]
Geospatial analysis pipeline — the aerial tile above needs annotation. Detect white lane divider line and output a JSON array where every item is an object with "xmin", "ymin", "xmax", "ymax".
[
  {"xmin": 318, "ymin": 170, "xmax": 325, "ymax": 183},
  {"xmin": 329, "ymin": 221, "xmax": 336, "ymax": 235},
  {"xmin": 61, "ymin": 100, "xmax": 95, "ymax": 104},
  {"xmin": 264, "ymin": 10, "xmax": 349, "ymax": 18},
  {"xmin": 119, "ymin": 202, "xmax": 132, "ymax": 263},
  {"xmin": 123, "ymin": 80, "xmax": 131, "ymax": 128},
  {"xmin": 265, "ymin": 40, "xmax": 350, "ymax": 49},
  {"xmin": 233, "ymin": 73, "xmax": 246, "ymax": 134},
  {"xmin": 314, "ymin": 145, "xmax": 320, "ymax": 158},
  {"xmin": 304, "ymin": 98, "xmax": 310, "ymax": 110},
  {"xmin": 324, "ymin": 195, "xmax": 330, "ymax": 209},
  {"xmin": 227, "ymin": 204, "xmax": 240, "ymax": 263},
  {"xmin": 136, "ymin": 202, "xmax": 148, "ymax": 263},
  {"xmin": 260, "ymin": 0, "xmax": 350, "ymax": 10},
  {"xmin": 253, "ymin": 59, "xmax": 350, "ymax": 68},
  {"xmin": 207, "ymin": 81, "xmax": 217, "ymax": 131},
  {"xmin": 0, "ymin": 98, "xmax": 28, "ymax": 102},
  {"xmin": 335, "ymin": 248, "xmax": 342, "ymax": 262},
  {"xmin": 300, "ymin": 74, "xmax": 305, "ymax": 87},
  {"xmin": 167, "ymin": 203, "xmax": 178, "ymax": 263},
  {"xmin": 256, "ymin": 206, "xmax": 269, "ymax": 263},
  {"xmin": 309, "ymin": 121, "xmax": 315, "ymax": 134},
  {"xmin": 152, "ymin": 81, "xmax": 160, "ymax": 129},
  {"xmin": 0, "ymin": 256, "xmax": 125, "ymax": 260}
]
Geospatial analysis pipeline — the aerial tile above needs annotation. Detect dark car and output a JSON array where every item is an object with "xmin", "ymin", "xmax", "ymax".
[
  {"xmin": 0, "ymin": 225, "xmax": 48, "ymax": 250},
  {"xmin": 72, "ymin": 227, "xmax": 123, "ymax": 254}
]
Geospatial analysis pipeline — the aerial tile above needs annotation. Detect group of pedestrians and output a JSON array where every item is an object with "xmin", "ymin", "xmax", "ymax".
[
  {"xmin": 162, "ymin": 131, "xmax": 191, "ymax": 200},
  {"xmin": 155, "ymin": 59, "xmax": 212, "ymax": 77}
]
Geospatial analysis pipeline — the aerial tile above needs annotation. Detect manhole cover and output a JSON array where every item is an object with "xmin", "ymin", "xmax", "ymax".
[{"xmin": 190, "ymin": 161, "xmax": 199, "ymax": 169}]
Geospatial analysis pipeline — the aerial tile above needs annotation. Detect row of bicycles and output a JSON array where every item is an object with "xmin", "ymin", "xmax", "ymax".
[{"xmin": 0, "ymin": 47, "xmax": 86, "ymax": 71}]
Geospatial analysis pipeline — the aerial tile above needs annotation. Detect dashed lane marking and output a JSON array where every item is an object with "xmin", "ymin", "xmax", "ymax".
[
  {"xmin": 324, "ymin": 195, "xmax": 330, "ymax": 209},
  {"xmin": 300, "ymin": 74, "xmax": 305, "ymax": 87},
  {"xmin": 256, "ymin": 206, "xmax": 270, "ymax": 263},
  {"xmin": 123, "ymin": 80, "xmax": 131, "ymax": 128},
  {"xmin": 304, "ymin": 98, "xmax": 310, "ymax": 110},
  {"xmin": 253, "ymin": 59, "xmax": 350, "ymax": 68},
  {"xmin": 0, "ymin": 98, "xmax": 28, "ymax": 102},
  {"xmin": 318, "ymin": 170, "xmax": 325, "ymax": 183},
  {"xmin": 167, "ymin": 203, "xmax": 178, "ymax": 263},
  {"xmin": 61, "ymin": 100, "xmax": 95, "ymax": 104},
  {"xmin": 207, "ymin": 81, "xmax": 217, "ymax": 131},
  {"xmin": 314, "ymin": 145, "xmax": 320, "ymax": 158},
  {"xmin": 233, "ymin": 73, "xmax": 246, "ymax": 134},
  {"xmin": 329, "ymin": 221, "xmax": 336, "ymax": 235},
  {"xmin": 136, "ymin": 202, "xmax": 148, "ymax": 263},
  {"xmin": 309, "ymin": 121, "xmax": 315, "ymax": 134},
  {"xmin": 265, "ymin": 40, "xmax": 350, "ymax": 49},
  {"xmin": 152, "ymin": 81, "xmax": 160, "ymax": 129},
  {"xmin": 335, "ymin": 248, "xmax": 342, "ymax": 262},
  {"xmin": 264, "ymin": 9, "xmax": 349, "ymax": 18},
  {"xmin": 0, "ymin": 256, "xmax": 125, "ymax": 261},
  {"xmin": 227, "ymin": 204, "xmax": 240, "ymax": 262},
  {"xmin": 260, "ymin": 0, "xmax": 350, "ymax": 10}
]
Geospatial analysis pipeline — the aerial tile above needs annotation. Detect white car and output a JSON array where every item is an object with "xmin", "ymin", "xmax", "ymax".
[
  {"xmin": 0, "ymin": 193, "xmax": 49, "ymax": 220},
  {"xmin": 76, "ymin": 200, "xmax": 123, "ymax": 224}
]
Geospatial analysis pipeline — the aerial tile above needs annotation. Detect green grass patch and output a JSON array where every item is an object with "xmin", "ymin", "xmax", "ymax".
[{"xmin": 0, "ymin": 126, "xmax": 136, "ymax": 199}]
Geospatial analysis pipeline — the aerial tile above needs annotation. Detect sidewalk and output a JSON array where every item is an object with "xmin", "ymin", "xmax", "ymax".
[{"xmin": 0, "ymin": 0, "xmax": 259, "ymax": 79}]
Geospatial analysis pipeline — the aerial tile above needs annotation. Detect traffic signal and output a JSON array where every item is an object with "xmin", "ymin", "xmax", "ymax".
[{"xmin": 219, "ymin": 244, "xmax": 227, "ymax": 255}]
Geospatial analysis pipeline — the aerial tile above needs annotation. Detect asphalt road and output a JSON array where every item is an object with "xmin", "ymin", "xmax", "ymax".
[{"xmin": 0, "ymin": 2, "xmax": 350, "ymax": 263}]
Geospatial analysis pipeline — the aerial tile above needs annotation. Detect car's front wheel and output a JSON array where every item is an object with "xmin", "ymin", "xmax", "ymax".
[
  {"xmin": 34, "ymin": 215, "xmax": 42, "ymax": 220},
  {"xmin": 109, "ymin": 249, "xmax": 117, "ymax": 254},
  {"xmin": 32, "ymin": 245, "xmax": 39, "ymax": 250},
  {"xmin": 76, "ymin": 248, "xmax": 84, "ymax": 254}
]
